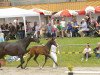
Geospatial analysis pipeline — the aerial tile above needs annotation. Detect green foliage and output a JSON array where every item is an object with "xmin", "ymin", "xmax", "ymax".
[{"xmin": 68, "ymin": 64, "xmax": 73, "ymax": 72}]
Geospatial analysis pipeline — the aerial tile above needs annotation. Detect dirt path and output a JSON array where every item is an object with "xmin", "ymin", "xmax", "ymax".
[
  {"xmin": 0, "ymin": 67, "xmax": 67, "ymax": 75},
  {"xmin": 0, "ymin": 67, "xmax": 100, "ymax": 75}
]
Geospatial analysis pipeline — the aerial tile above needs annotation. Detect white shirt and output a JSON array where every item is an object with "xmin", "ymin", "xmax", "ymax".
[
  {"xmin": 81, "ymin": 22, "xmax": 89, "ymax": 31},
  {"xmin": 13, "ymin": 19, "xmax": 17, "ymax": 23},
  {"xmin": 51, "ymin": 45, "xmax": 57, "ymax": 53},
  {"xmin": 13, "ymin": 19, "xmax": 19, "ymax": 27},
  {"xmin": 35, "ymin": 25, "xmax": 40, "ymax": 32},
  {"xmin": 83, "ymin": 48, "xmax": 91, "ymax": 53},
  {"xmin": 53, "ymin": 25, "xmax": 57, "ymax": 29},
  {"xmin": 0, "ymin": 28, "xmax": 2, "ymax": 33},
  {"xmin": 13, "ymin": 19, "xmax": 19, "ymax": 24},
  {"xmin": 60, "ymin": 21, "xmax": 66, "ymax": 27}
]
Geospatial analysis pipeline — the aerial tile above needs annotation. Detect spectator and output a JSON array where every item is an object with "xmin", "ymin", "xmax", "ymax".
[
  {"xmin": 26, "ymin": 22, "xmax": 32, "ymax": 34},
  {"xmin": 78, "ymin": 19, "xmax": 89, "ymax": 37},
  {"xmin": 53, "ymin": 21, "xmax": 58, "ymax": 37},
  {"xmin": 9, "ymin": 23, "xmax": 16, "ymax": 33},
  {"xmin": 66, "ymin": 21, "xmax": 73, "ymax": 37},
  {"xmin": 71, "ymin": 16, "xmax": 79, "ymax": 37},
  {"xmin": 96, "ymin": 16, "xmax": 100, "ymax": 30},
  {"xmin": 94, "ymin": 42, "xmax": 100, "ymax": 58},
  {"xmin": 1, "ymin": 23, "xmax": 6, "ymax": 30},
  {"xmin": 13, "ymin": 18, "xmax": 19, "ymax": 28},
  {"xmin": 5, "ymin": 24, "xmax": 9, "ymax": 30},
  {"xmin": 52, "ymin": 21, "xmax": 57, "ymax": 38},
  {"xmin": 8, "ymin": 23, "xmax": 16, "ymax": 39},
  {"xmin": 34, "ymin": 23, "xmax": 41, "ymax": 38},
  {"xmin": 46, "ymin": 22, "xmax": 52, "ymax": 38},
  {"xmin": 60, "ymin": 18, "xmax": 66, "ymax": 37},
  {"xmin": 57, "ymin": 20, "xmax": 62, "ymax": 37},
  {"xmin": 85, "ymin": 15, "xmax": 91, "ymax": 27},
  {"xmin": 81, "ymin": 43, "xmax": 92, "ymax": 61},
  {"xmin": 97, "ymin": 16, "xmax": 100, "ymax": 25},
  {"xmin": 0, "ymin": 27, "xmax": 4, "ymax": 42},
  {"xmin": 32, "ymin": 21, "xmax": 37, "ymax": 34},
  {"xmin": 91, "ymin": 17, "xmax": 96, "ymax": 29},
  {"xmin": 41, "ymin": 22, "xmax": 46, "ymax": 38}
]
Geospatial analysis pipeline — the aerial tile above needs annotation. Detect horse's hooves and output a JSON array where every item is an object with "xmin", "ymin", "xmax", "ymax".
[
  {"xmin": 22, "ymin": 67, "xmax": 25, "ymax": 69},
  {"xmin": 17, "ymin": 65, "xmax": 20, "ymax": 68},
  {"xmin": 21, "ymin": 67, "xmax": 25, "ymax": 69},
  {"xmin": 39, "ymin": 66, "xmax": 43, "ymax": 70},
  {"xmin": 24, "ymin": 67, "xmax": 29, "ymax": 70}
]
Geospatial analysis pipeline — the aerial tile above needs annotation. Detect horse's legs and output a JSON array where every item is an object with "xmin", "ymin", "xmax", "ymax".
[
  {"xmin": 47, "ymin": 54, "xmax": 58, "ymax": 66},
  {"xmin": 17, "ymin": 55, "xmax": 25, "ymax": 69},
  {"xmin": 33, "ymin": 54, "xmax": 39, "ymax": 66},
  {"xmin": 42, "ymin": 56, "xmax": 48, "ymax": 68},
  {"xmin": 24, "ymin": 55, "xmax": 33, "ymax": 68}
]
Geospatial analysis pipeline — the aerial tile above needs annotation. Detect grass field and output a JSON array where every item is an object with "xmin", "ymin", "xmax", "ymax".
[{"xmin": 5, "ymin": 37, "xmax": 100, "ymax": 67}]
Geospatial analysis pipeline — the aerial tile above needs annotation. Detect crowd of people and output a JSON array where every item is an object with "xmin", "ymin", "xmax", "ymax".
[
  {"xmin": 0, "ymin": 14, "xmax": 100, "ymax": 40},
  {"xmin": 0, "ymin": 19, "xmax": 25, "ymax": 40},
  {"xmin": 27, "ymin": 15, "xmax": 100, "ymax": 39}
]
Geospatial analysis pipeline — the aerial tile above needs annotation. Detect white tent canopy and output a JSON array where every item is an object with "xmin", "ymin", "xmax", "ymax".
[
  {"xmin": 0, "ymin": 7, "xmax": 40, "ymax": 18},
  {"xmin": 0, "ymin": 7, "xmax": 40, "ymax": 37}
]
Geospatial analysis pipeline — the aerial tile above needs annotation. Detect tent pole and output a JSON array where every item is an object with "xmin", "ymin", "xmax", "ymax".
[
  {"xmin": 39, "ymin": 15, "xmax": 41, "ymax": 26},
  {"xmin": 23, "ymin": 17, "xmax": 27, "ymax": 37}
]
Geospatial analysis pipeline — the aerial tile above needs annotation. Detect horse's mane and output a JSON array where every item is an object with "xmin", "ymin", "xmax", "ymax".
[
  {"xmin": 17, "ymin": 36, "xmax": 30, "ymax": 43},
  {"xmin": 45, "ymin": 39, "xmax": 52, "ymax": 51}
]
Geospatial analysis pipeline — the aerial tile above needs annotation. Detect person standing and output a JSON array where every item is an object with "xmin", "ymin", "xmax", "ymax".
[
  {"xmin": 52, "ymin": 22, "xmax": 57, "ymax": 38},
  {"xmin": 34, "ymin": 23, "xmax": 41, "ymax": 38},
  {"xmin": 50, "ymin": 43, "xmax": 59, "ymax": 68},
  {"xmin": 13, "ymin": 18, "xmax": 19, "ymax": 28},
  {"xmin": 0, "ymin": 27, "xmax": 4, "ymax": 42},
  {"xmin": 57, "ymin": 20, "xmax": 62, "ymax": 37},
  {"xmin": 41, "ymin": 22, "xmax": 46, "ymax": 38},
  {"xmin": 46, "ymin": 22, "xmax": 52, "ymax": 38},
  {"xmin": 60, "ymin": 18, "xmax": 66, "ymax": 37}
]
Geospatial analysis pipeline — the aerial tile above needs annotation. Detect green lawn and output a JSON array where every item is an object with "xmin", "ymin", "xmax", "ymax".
[{"xmin": 5, "ymin": 37, "xmax": 100, "ymax": 67}]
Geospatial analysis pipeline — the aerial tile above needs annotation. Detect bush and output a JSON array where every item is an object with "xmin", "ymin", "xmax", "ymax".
[{"xmin": 68, "ymin": 65, "xmax": 73, "ymax": 72}]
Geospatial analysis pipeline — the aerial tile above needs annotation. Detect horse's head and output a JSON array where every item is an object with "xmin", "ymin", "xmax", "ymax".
[
  {"xmin": 30, "ymin": 36, "xmax": 40, "ymax": 43},
  {"xmin": 49, "ymin": 37, "xmax": 57, "ymax": 47}
]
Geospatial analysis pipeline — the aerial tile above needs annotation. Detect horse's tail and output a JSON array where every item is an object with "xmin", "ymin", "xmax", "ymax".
[{"xmin": 26, "ymin": 48, "xmax": 30, "ymax": 54}]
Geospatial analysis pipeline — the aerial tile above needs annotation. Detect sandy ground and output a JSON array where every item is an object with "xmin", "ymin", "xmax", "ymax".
[
  {"xmin": 0, "ymin": 67, "xmax": 100, "ymax": 75},
  {"xmin": 0, "ymin": 67, "xmax": 67, "ymax": 75}
]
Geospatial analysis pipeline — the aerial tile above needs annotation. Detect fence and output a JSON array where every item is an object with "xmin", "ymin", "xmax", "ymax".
[{"xmin": 57, "ymin": 44, "xmax": 96, "ymax": 54}]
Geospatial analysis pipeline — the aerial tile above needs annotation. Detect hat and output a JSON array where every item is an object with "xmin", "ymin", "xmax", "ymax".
[{"xmin": 82, "ymin": 19, "xmax": 85, "ymax": 21}]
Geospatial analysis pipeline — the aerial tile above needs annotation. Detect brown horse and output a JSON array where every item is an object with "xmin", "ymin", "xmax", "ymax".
[
  {"xmin": 24, "ymin": 38, "xmax": 58, "ymax": 68},
  {"xmin": 0, "ymin": 36, "xmax": 40, "ymax": 69}
]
